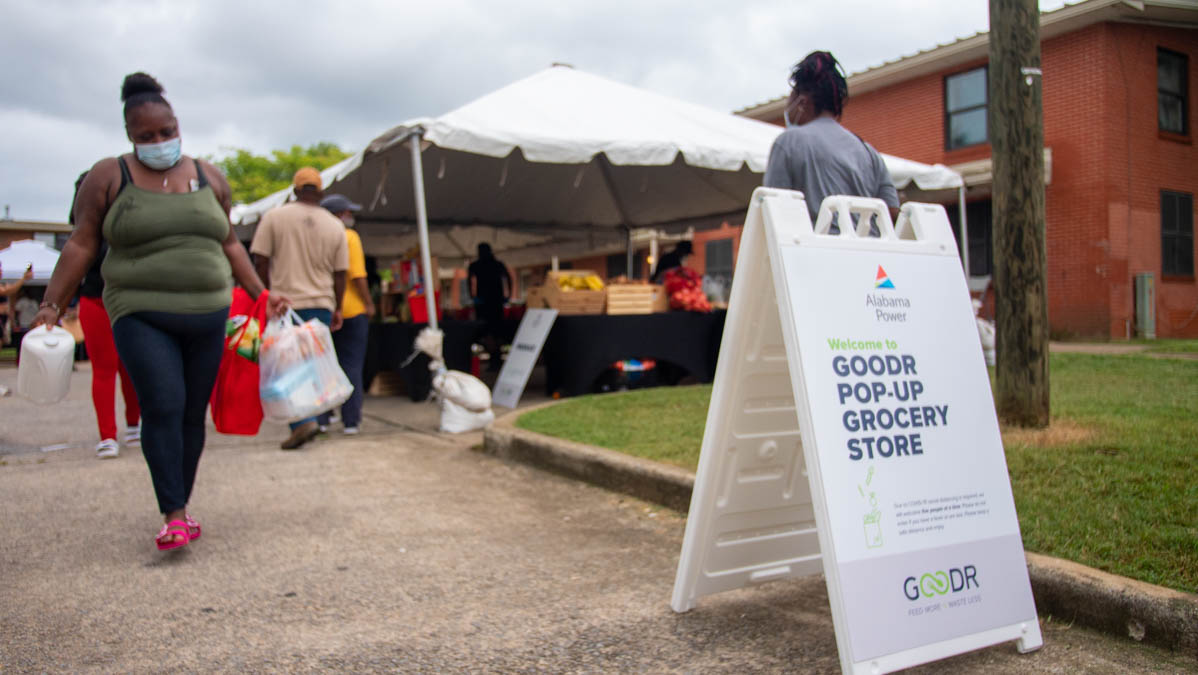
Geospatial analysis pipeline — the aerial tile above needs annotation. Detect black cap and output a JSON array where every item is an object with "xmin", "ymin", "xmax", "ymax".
[{"xmin": 320, "ymin": 194, "xmax": 362, "ymax": 213}]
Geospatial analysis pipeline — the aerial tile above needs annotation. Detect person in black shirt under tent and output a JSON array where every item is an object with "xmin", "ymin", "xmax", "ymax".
[
  {"xmin": 467, "ymin": 243, "xmax": 512, "ymax": 372},
  {"xmin": 650, "ymin": 240, "xmax": 693, "ymax": 283}
]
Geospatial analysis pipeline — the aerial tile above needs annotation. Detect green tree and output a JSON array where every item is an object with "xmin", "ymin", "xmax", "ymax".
[{"xmin": 211, "ymin": 142, "xmax": 351, "ymax": 205}]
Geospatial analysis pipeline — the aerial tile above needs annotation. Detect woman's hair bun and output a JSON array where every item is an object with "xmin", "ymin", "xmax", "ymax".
[{"xmin": 121, "ymin": 72, "xmax": 165, "ymax": 103}]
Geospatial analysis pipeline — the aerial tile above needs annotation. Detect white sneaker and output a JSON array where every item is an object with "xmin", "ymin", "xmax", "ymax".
[
  {"xmin": 123, "ymin": 425, "xmax": 141, "ymax": 448},
  {"xmin": 343, "ymin": 426, "xmax": 360, "ymax": 435},
  {"xmin": 96, "ymin": 439, "xmax": 119, "ymax": 460},
  {"xmin": 329, "ymin": 413, "xmax": 341, "ymax": 424}
]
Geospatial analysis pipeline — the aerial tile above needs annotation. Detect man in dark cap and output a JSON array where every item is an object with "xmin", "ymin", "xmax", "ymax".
[{"xmin": 321, "ymin": 193, "xmax": 373, "ymax": 435}]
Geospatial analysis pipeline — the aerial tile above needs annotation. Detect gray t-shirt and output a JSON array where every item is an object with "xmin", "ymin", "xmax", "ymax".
[{"xmin": 763, "ymin": 117, "xmax": 898, "ymax": 221}]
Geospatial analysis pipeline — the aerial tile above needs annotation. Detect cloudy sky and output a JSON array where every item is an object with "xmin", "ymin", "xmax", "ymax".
[{"xmin": 1, "ymin": 0, "xmax": 1070, "ymax": 222}]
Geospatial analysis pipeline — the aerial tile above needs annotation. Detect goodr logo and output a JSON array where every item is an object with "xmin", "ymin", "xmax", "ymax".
[
  {"xmin": 903, "ymin": 565, "xmax": 979, "ymax": 601},
  {"xmin": 874, "ymin": 265, "xmax": 895, "ymax": 289}
]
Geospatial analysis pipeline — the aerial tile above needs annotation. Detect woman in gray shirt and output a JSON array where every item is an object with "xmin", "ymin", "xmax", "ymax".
[{"xmin": 763, "ymin": 51, "xmax": 898, "ymax": 224}]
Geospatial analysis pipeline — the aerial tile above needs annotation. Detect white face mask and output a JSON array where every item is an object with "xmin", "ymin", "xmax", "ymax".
[
  {"xmin": 340, "ymin": 214, "xmax": 355, "ymax": 228},
  {"xmin": 135, "ymin": 137, "xmax": 182, "ymax": 170}
]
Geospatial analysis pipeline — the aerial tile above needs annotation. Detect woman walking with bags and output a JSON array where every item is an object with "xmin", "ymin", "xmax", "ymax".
[{"xmin": 33, "ymin": 72, "xmax": 289, "ymax": 551}]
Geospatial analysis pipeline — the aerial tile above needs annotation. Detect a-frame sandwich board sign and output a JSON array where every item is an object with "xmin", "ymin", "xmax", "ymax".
[{"xmin": 671, "ymin": 188, "xmax": 1042, "ymax": 674}]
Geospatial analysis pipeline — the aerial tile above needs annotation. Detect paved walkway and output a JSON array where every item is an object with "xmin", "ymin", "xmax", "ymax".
[{"xmin": 1, "ymin": 366, "xmax": 1193, "ymax": 672}]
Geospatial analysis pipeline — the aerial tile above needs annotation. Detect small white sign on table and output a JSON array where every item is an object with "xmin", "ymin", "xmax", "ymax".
[
  {"xmin": 492, "ymin": 308, "xmax": 558, "ymax": 409},
  {"xmin": 671, "ymin": 189, "xmax": 1041, "ymax": 674}
]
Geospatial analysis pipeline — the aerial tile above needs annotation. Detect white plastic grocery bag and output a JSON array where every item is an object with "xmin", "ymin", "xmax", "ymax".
[{"xmin": 258, "ymin": 309, "xmax": 353, "ymax": 423}]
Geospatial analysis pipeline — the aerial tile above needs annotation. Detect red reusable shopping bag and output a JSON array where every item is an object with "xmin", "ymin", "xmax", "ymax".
[{"xmin": 210, "ymin": 289, "xmax": 269, "ymax": 435}]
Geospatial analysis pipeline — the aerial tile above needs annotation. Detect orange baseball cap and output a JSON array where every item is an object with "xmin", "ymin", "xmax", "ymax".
[{"xmin": 293, "ymin": 167, "xmax": 322, "ymax": 190}]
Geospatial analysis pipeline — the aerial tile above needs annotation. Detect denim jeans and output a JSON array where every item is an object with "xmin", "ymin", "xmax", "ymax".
[
  {"xmin": 289, "ymin": 308, "xmax": 333, "ymax": 431},
  {"xmin": 332, "ymin": 314, "xmax": 368, "ymax": 427},
  {"xmin": 112, "ymin": 308, "xmax": 228, "ymax": 514}
]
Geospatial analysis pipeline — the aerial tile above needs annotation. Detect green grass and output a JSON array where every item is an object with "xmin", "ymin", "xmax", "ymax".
[
  {"xmin": 518, "ymin": 386, "xmax": 710, "ymax": 468},
  {"xmin": 518, "ymin": 353, "xmax": 1198, "ymax": 593},
  {"xmin": 1003, "ymin": 354, "xmax": 1198, "ymax": 593}
]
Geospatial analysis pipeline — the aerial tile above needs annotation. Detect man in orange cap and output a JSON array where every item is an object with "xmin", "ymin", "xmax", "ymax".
[{"xmin": 250, "ymin": 167, "xmax": 349, "ymax": 449}]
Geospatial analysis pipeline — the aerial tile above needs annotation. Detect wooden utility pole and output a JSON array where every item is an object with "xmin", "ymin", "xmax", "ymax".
[{"xmin": 989, "ymin": 0, "xmax": 1050, "ymax": 427}]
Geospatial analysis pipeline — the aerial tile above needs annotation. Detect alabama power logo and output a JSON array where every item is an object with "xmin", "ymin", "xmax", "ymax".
[
  {"xmin": 874, "ymin": 265, "xmax": 895, "ymax": 289},
  {"xmin": 867, "ymin": 265, "xmax": 909, "ymax": 322}
]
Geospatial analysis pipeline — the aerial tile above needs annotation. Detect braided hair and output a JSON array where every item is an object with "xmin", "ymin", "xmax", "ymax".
[
  {"xmin": 788, "ymin": 51, "xmax": 849, "ymax": 118},
  {"xmin": 121, "ymin": 72, "xmax": 171, "ymax": 121}
]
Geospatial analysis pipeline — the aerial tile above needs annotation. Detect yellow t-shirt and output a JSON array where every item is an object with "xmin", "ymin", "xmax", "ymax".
[{"xmin": 341, "ymin": 227, "xmax": 369, "ymax": 319}]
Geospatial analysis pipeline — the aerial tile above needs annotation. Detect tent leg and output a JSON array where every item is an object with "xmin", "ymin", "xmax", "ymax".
[
  {"xmin": 597, "ymin": 155, "xmax": 637, "ymax": 279},
  {"xmin": 625, "ymin": 226, "xmax": 634, "ymax": 278},
  {"xmin": 650, "ymin": 234, "xmax": 659, "ymax": 279},
  {"xmin": 959, "ymin": 185, "xmax": 971, "ymax": 281},
  {"xmin": 408, "ymin": 129, "xmax": 439, "ymax": 332}
]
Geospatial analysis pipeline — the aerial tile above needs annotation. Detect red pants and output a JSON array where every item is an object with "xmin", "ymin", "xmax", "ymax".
[{"xmin": 78, "ymin": 296, "xmax": 140, "ymax": 440}]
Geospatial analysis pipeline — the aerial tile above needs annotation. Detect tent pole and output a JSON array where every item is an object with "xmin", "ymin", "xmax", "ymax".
[
  {"xmin": 958, "ymin": 185, "xmax": 971, "ymax": 281},
  {"xmin": 597, "ymin": 156, "xmax": 636, "ymax": 277},
  {"xmin": 624, "ymin": 226, "xmax": 634, "ymax": 278},
  {"xmin": 650, "ymin": 233, "xmax": 659, "ymax": 278},
  {"xmin": 408, "ymin": 129, "xmax": 439, "ymax": 331}
]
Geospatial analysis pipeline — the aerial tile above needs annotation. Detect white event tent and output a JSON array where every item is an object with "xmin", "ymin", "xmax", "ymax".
[
  {"xmin": 0, "ymin": 239, "xmax": 61, "ymax": 285},
  {"xmin": 233, "ymin": 65, "xmax": 965, "ymax": 328}
]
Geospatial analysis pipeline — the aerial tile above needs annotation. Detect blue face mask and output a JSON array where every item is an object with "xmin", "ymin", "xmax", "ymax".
[{"xmin": 135, "ymin": 137, "xmax": 182, "ymax": 170}]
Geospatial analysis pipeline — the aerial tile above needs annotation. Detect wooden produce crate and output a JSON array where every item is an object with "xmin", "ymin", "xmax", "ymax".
[
  {"xmin": 367, "ymin": 369, "xmax": 406, "ymax": 397},
  {"xmin": 606, "ymin": 283, "xmax": 666, "ymax": 315},
  {"xmin": 652, "ymin": 285, "xmax": 670, "ymax": 313},
  {"xmin": 543, "ymin": 270, "xmax": 607, "ymax": 315},
  {"xmin": 525, "ymin": 285, "xmax": 546, "ymax": 309}
]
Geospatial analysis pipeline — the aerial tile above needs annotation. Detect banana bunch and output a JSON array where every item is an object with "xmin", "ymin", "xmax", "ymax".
[{"xmin": 556, "ymin": 274, "xmax": 605, "ymax": 291}]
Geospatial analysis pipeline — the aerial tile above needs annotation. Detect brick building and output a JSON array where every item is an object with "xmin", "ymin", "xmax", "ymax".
[
  {"xmin": 739, "ymin": 0, "xmax": 1197, "ymax": 338},
  {"xmin": 0, "ymin": 219, "xmax": 71, "ymax": 252}
]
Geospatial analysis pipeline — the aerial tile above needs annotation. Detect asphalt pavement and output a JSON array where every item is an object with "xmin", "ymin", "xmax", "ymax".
[{"xmin": 1, "ymin": 364, "xmax": 1194, "ymax": 673}]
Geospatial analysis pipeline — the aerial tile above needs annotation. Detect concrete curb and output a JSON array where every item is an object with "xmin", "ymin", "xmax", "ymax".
[
  {"xmin": 484, "ymin": 401, "xmax": 695, "ymax": 512},
  {"xmin": 482, "ymin": 406, "xmax": 1198, "ymax": 657}
]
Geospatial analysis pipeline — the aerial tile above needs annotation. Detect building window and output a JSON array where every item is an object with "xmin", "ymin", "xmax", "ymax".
[
  {"xmin": 945, "ymin": 67, "xmax": 988, "ymax": 150},
  {"xmin": 705, "ymin": 238, "xmax": 734, "ymax": 281},
  {"xmin": 703, "ymin": 238, "xmax": 734, "ymax": 304},
  {"xmin": 459, "ymin": 273, "xmax": 472, "ymax": 307},
  {"xmin": 518, "ymin": 269, "xmax": 534, "ymax": 300},
  {"xmin": 1162, "ymin": 191, "xmax": 1194, "ymax": 277},
  {"xmin": 947, "ymin": 200, "xmax": 993, "ymax": 277},
  {"xmin": 606, "ymin": 252, "xmax": 643, "ymax": 280},
  {"xmin": 1158, "ymin": 48, "xmax": 1188, "ymax": 135}
]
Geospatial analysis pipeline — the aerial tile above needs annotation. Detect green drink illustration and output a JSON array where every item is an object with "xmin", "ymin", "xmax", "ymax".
[{"xmin": 860, "ymin": 466, "xmax": 883, "ymax": 548}]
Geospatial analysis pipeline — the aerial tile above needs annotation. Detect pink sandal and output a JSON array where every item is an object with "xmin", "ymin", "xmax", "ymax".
[
  {"xmin": 156, "ymin": 520, "xmax": 190, "ymax": 551},
  {"xmin": 185, "ymin": 514, "xmax": 201, "ymax": 541}
]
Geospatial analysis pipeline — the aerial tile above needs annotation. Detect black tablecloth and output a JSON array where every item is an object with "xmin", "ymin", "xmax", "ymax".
[
  {"xmin": 542, "ymin": 310, "xmax": 726, "ymax": 397},
  {"xmin": 364, "ymin": 320, "xmax": 480, "ymax": 401}
]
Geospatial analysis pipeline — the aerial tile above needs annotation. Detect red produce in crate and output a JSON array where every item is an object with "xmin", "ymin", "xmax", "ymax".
[{"xmin": 664, "ymin": 267, "xmax": 711, "ymax": 313}]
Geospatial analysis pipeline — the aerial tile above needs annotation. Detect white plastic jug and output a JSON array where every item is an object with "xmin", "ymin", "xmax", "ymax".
[{"xmin": 17, "ymin": 325, "xmax": 76, "ymax": 404}]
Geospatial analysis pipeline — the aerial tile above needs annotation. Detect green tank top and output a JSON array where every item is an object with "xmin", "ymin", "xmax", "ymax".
[{"xmin": 101, "ymin": 158, "xmax": 232, "ymax": 324}]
